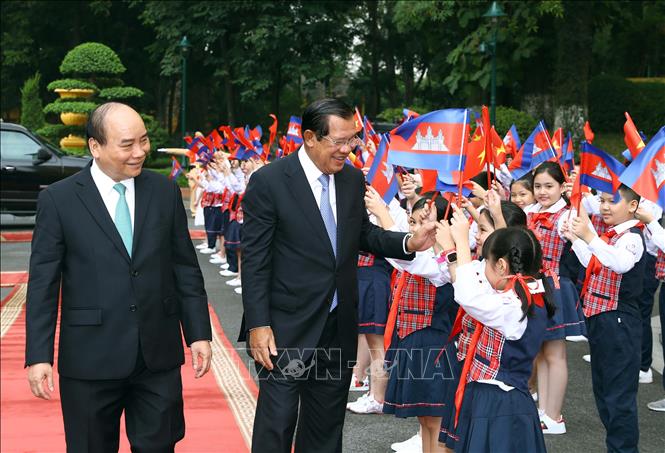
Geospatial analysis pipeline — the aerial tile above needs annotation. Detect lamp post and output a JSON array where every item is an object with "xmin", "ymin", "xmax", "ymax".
[
  {"xmin": 178, "ymin": 36, "xmax": 191, "ymax": 150},
  {"xmin": 483, "ymin": 1, "xmax": 505, "ymax": 125}
]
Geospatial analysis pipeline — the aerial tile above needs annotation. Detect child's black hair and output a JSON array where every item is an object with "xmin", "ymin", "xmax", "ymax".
[
  {"xmin": 482, "ymin": 227, "xmax": 556, "ymax": 320},
  {"xmin": 412, "ymin": 193, "xmax": 451, "ymax": 221},
  {"xmin": 470, "ymin": 171, "xmax": 494, "ymax": 191},
  {"xmin": 532, "ymin": 162, "xmax": 569, "ymax": 205},
  {"xmin": 510, "ymin": 173, "xmax": 534, "ymax": 193},
  {"xmin": 618, "ymin": 184, "xmax": 641, "ymax": 204},
  {"xmin": 480, "ymin": 201, "xmax": 528, "ymax": 228}
]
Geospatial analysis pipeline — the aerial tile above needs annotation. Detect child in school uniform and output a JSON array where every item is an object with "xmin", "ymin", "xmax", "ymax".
[
  {"xmin": 527, "ymin": 161, "xmax": 585, "ymax": 434},
  {"xmin": 510, "ymin": 173, "xmax": 536, "ymax": 211},
  {"xmin": 444, "ymin": 215, "xmax": 554, "ymax": 453},
  {"xmin": 381, "ymin": 195, "xmax": 456, "ymax": 453},
  {"xmin": 565, "ymin": 185, "xmax": 647, "ymax": 452},
  {"xmin": 635, "ymin": 207, "xmax": 665, "ymax": 411}
]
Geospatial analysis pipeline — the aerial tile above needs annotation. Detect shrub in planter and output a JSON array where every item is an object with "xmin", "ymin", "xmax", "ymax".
[
  {"xmin": 98, "ymin": 86, "xmax": 144, "ymax": 100},
  {"xmin": 47, "ymin": 79, "xmax": 98, "ymax": 91},
  {"xmin": 43, "ymin": 101, "xmax": 97, "ymax": 115},
  {"xmin": 59, "ymin": 42, "xmax": 126, "ymax": 76}
]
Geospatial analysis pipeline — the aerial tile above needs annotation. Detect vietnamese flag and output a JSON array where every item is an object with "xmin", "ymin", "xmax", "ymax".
[
  {"xmin": 619, "ymin": 126, "xmax": 665, "ymax": 209},
  {"xmin": 388, "ymin": 109, "xmax": 471, "ymax": 176},
  {"xmin": 579, "ymin": 142, "xmax": 625, "ymax": 196},
  {"xmin": 551, "ymin": 128, "xmax": 563, "ymax": 160},
  {"xmin": 353, "ymin": 107, "xmax": 364, "ymax": 133},
  {"xmin": 462, "ymin": 128, "xmax": 487, "ymax": 181},
  {"xmin": 623, "ymin": 112, "xmax": 646, "ymax": 161},
  {"xmin": 366, "ymin": 134, "xmax": 399, "ymax": 203},
  {"xmin": 583, "ymin": 121, "xmax": 595, "ymax": 144},
  {"xmin": 490, "ymin": 126, "xmax": 508, "ymax": 167}
]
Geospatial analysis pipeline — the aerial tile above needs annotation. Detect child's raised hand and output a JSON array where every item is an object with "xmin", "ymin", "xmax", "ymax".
[
  {"xmin": 485, "ymin": 189, "xmax": 502, "ymax": 216},
  {"xmin": 459, "ymin": 196, "xmax": 480, "ymax": 222},
  {"xmin": 571, "ymin": 214, "xmax": 594, "ymax": 243},
  {"xmin": 449, "ymin": 204, "xmax": 470, "ymax": 245},
  {"xmin": 435, "ymin": 220, "xmax": 455, "ymax": 251},
  {"xmin": 634, "ymin": 207, "xmax": 655, "ymax": 224},
  {"xmin": 561, "ymin": 220, "xmax": 578, "ymax": 242},
  {"xmin": 364, "ymin": 185, "xmax": 388, "ymax": 217},
  {"xmin": 469, "ymin": 181, "xmax": 487, "ymax": 200},
  {"xmin": 491, "ymin": 181, "xmax": 507, "ymax": 200}
]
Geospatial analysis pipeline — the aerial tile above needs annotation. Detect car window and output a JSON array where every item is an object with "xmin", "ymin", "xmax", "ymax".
[{"xmin": 1, "ymin": 130, "xmax": 42, "ymax": 161}]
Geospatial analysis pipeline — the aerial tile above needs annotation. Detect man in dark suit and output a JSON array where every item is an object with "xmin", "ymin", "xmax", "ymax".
[
  {"xmin": 241, "ymin": 98, "xmax": 436, "ymax": 452},
  {"xmin": 25, "ymin": 102, "xmax": 212, "ymax": 452}
]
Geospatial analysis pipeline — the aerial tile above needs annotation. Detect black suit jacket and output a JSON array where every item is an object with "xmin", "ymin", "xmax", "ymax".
[
  {"xmin": 25, "ymin": 164, "xmax": 211, "ymax": 380},
  {"xmin": 240, "ymin": 152, "xmax": 412, "ymax": 363}
]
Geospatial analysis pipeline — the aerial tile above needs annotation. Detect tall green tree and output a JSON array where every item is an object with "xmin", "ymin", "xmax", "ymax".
[{"xmin": 19, "ymin": 71, "xmax": 45, "ymax": 131}]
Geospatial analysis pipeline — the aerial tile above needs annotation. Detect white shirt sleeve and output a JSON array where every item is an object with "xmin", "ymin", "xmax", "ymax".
[
  {"xmin": 452, "ymin": 261, "xmax": 528, "ymax": 340},
  {"xmin": 587, "ymin": 232, "xmax": 644, "ymax": 274},
  {"xmin": 582, "ymin": 195, "xmax": 601, "ymax": 215},
  {"xmin": 226, "ymin": 173, "xmax": 246, "ymax": 193},
  {"xmin": 571, "ymin": 239, "xmax": 593, "ymax": 268},
  {"xmin": 386, "ymin": 250, "xmax": 450, "ymax": 287},
  {"xmin": 647, "ymin": 220, "xmax": 665, "ymax": 252},
  {"xmin": 388, "ymin": 199, "xmax": 410, "ymax": 232}
]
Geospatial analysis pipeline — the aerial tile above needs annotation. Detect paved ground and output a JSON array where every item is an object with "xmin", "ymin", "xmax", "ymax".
[{"xmin": 3, "ymin": 208, "xmax": 664, "ymax": 452}]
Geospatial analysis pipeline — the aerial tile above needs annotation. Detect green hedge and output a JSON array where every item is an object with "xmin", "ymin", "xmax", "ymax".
[
  {"xmin": 146, "ymin": 168, "xmax": 188, "ymax": 187},
  {"xmin": 20, "ymin": 72, "xmax": 46, "ymax": 131},
  {"xmin": 60, "ymin": 42, "xmax": 126, "ymax": 76},
  {"xmin": 43, "ymin": 101, "xmax": 97, "ymax": 115},
  {"xmin": 493, "ymin": 106, "xmax": 538, "ymax": 138},
  {"xmin": 589, "ymin": 75, "xmax": 665, "ymax": 136},
  {"xmin": 46, "ymin": 79, "xmax": 98, "ymax": 91},
  {"xmin": 36, "ymin": 123, "xmax": 82, "ymax": 141},
  {"xmin": 98, "ymin": 86, "xmax": 144, "ymax": 99}
]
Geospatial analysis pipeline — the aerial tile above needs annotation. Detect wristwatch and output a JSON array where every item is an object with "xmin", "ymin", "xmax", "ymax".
[{"xmin": 445, "ymin": 250, "xmax": 458, "ymax": 264}]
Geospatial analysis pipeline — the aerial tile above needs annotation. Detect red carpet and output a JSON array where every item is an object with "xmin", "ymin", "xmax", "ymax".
[
  {"xmin": 0, "ymin": 277, "xmax": 253, "ymax": 452},
  {"xmin": 0, "ymin": 230, "xmax": 207, "ymax": 243}
]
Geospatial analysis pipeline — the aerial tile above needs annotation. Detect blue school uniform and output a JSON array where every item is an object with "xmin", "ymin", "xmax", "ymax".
[
  {"xmin": 357, "ymin": 253, "xmax": 392, "ymax": 335},
  {"xmin": 383, "ymin": 272, "xmax": 456, "ymax": 418}
]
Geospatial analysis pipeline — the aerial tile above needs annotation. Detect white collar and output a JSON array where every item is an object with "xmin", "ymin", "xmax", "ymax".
[
  {"xmin": 90, "ymin": 159, "xmax": 135, "ymax": 196},
  {"xmin": 533, "ymin": 197, "xmax": 567, "ymax": 214},
  {"xmin": 298, "ymin": 146, "xmax": 327, "ymax": 186},
  {"xmin": 609, "ymin": 219, "xmax": 640, "ymax": 235}
]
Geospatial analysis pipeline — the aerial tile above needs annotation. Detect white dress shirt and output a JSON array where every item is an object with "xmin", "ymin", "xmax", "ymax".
[
  {"xmin": 571, "ymin": 219, "xmax": 644, "ymax": 273},
  {"xmin": 298, "ymin": 147, "xmax": 337, "ymax": 222},
  {"xmin": 90, "ymin": 160, "xmax": 135, "ymax": 231}
]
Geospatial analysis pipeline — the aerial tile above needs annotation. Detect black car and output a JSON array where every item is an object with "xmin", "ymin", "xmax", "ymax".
[{"xmin": 1, "ymin": 122, "xmax": 90, "ymax": 216}]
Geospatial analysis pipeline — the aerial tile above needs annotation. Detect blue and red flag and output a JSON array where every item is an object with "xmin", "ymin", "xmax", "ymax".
[
  {"xmin": 188, "ymin": 137, "xmax": 213, "ymax": 165},
  {"xmin": 366, "ymin": 133, "xmax": 399, "ymax": 203},
  {"xmin": 508, "ymin": 121, "xmax": 555, "ymax": 179},
  {"xmin": 619, "ymin": 126, "xmax": 665, "ymax": 209},
  {"xmin": 561, "ymin": 132, "xmax": 575, "ymax": 174},
  {"xmin": 503, "ymin": 124, "xmax": 521, "ymax": 157},
  {"xmin": 623, "ymin": 112, "xmax": 646, "ymax": 161},
  {"xmin": 579, "ymin": 142, "xmax": 625, "ymax": 196},
  {"xmin": 286, "ymin": 116, "xmax": 303, "ymax": 147},
  {"xmin": 169, "ymin": 157, "xmax": 183, "ymax": 180},
  {"xmin": 363, "ymin": 116, "xmax": 381, "ymax": 149},
  {"xmin": 387, "ymin": 109, "xmax": 471, "ymax": 177}
]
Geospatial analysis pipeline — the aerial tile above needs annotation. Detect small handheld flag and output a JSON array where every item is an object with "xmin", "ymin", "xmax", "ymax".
[
  {"xmin": 169, "ymin": 157, "xmax": 183, "ymax": 180},
  {"xmin": 619, "ymin": 126, "xmax": 665, "ymax": 209}
]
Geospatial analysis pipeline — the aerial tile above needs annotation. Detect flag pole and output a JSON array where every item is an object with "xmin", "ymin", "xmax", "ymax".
[{"xmin": 457, "ymin": 109, "xmax": 469, "ymax": 205}]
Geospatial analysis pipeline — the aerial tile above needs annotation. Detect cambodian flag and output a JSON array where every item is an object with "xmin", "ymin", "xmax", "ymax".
[
  {"xmin": 366, "ymin": 133, "xmax": 398, "ymax": 203},
  {"xmin": 387, "ymin": 109, "xmax": 471, "ymax": 177},
  {"xmin": 363, "ymin": 116, "xmax": 381, "ymax": 148},
  {"xmin": 503, "ymin": 124, "xmax": 521, "ymax": 157},
  {"xmin": 169, "ymin": 157, "xmax": 183, "ymax": 180},
  {"xmin": 188, "ymin": 137, "xmax": 213, "ymax": 165},
  {"xmin": 286, "ymin": 116, "xmax": 303, "ymax": 145},
  {"xmin": 579, "ymin": 142, "xmax": 625, "ymax": 196},
  {"xmin": 508, "ymin": 121, "xmax": 555, "ymax": 179},
  {"xmin": 619, "ymin": 126, "xmax": 665, "ymax": 209},
  {"xmin": 561, "ymin": 132, "xmax": 575, "ymax": 174}
]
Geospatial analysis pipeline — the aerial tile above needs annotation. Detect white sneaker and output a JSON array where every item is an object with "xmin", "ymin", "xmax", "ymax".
[
  {"xmin": 219, "ymin": 269, "xmax": 238, "ymax": 277},
  {"xmin": 349, "ymin": 374, "xmax": 370, "ymax": 391},
  {"xmin": 347, "ymin": 392, "xmax": 370, "ymax": 409},
  {"xmin": 199, "ymin": 247, "xmax": 216, "ymax": 254},
  {"xmin": 347, "ymin": 394, "xmax": 383, "ymax": 414},
  {"xmin": 391, "ymin": 432, "xmax": 421, "ymax": 452},
  {"xmin": 234, "ymin": 287, "xmax": 242, "ymax": 295},
  {"xmin": 647, "ymin": 398, "xmax": 665, "ymax": 412},
  {"xmin": 639, "ymin": 368, "xmax": 653, "ymax": 384},
  {"xmin": 541, "ymin": 413, "xmax": 566, "ymax": 434},
  {"xmin": 209, "ymin": 255, "xmax": 226, "ymax": 264},
  {"xmin": 196, "ymin": 242, "xmax": 208, "ymax": 250},
  {"xmin": 582, "ymin": 354, "xmax": 591, "ymax": 363},
  {"xmin": 226, "ymin": 278, "xmax": 242, "ymax": 287},
  {"xmin": 566, "ymin": 335, "xmax": 588, "ymax": 342},
  {"xmin": 219, "ymin": 263, "xmax": 230, "ymax": 270}
]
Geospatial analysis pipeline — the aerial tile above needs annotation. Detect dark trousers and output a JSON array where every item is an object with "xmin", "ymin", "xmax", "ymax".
[
  {"xmin": 59, "ymin": 351, "xmax": 184, "ymax": 453},
  {"xmin": 226, "ymin": 248, "xmax": 238, "ymax": 273},
  {"xmin": 203, "ymin": 206, "xmax": 222, "ymax": 248},
  {"xmin": 587, "ymin": 311, "xmax": 641, "ymax": 453},
  {"xmin": 659, "ymin": 281, "xmax": 665, "ymax": 391},
  {"xmin": 251, "ymin": 309, "xmax": 353, "ymax": 453},
  {"xmin": 639, "ymin": 254, "xmax": 658, "ymax": 371}
]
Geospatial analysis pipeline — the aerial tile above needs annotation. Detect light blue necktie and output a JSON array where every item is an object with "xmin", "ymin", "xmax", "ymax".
[
  {"xmin": 318, "ymin": 174, "xmax": 338, "ymax": 312},
  {"xmin": 113, "ymin": 183, "xmax": 133, "ymax": 257}
]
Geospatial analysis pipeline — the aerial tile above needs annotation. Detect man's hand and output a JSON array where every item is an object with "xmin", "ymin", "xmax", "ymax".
[
  {"xmin": 27, "ymin": 363, "xmax": 54, "ymax": 400},
  {"xmin": 407, "ymin": 221, "xmax": 437, "ymax": 252},
  {"xmin": 249, "ymin": 326, "xmax": 277, "ymax": 371},
  {"xmin": 190, "ymin": 340, "xmax": 212, "ymax": 378}
]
